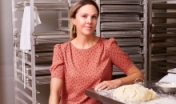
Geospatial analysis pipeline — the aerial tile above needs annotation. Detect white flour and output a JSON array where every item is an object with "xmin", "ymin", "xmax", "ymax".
[{"xmin": 140, "ymin": 95, "xmax": 176, "ymax": 104}]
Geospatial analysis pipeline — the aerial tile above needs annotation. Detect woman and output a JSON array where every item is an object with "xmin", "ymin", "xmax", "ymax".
[{"xmin": 49, "ymin": 0, "xmax": 144, "ymax": 104}]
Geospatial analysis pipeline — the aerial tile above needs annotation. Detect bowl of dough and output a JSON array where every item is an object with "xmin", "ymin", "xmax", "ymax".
[{"xmin": 155, "ymin": 82, "xmax": 176, "ymax": 93}]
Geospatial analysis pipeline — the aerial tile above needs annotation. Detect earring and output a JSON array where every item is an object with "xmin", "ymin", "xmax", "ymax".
[{"xmin": 73, "ymin": 25, "xmax": 76, "ymax": 34}]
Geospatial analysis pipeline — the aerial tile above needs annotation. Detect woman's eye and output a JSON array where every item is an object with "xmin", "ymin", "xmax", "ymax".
[
  {"xmin": 92, "ymin": 16, "xmax": 97, "ymax": 19},
  {"xmin": 82, "ymin": 15, "xmax": 87, "ymax": 18}
]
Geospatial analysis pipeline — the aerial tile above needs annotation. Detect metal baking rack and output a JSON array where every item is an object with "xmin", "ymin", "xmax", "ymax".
[
  {"xmin": 148, "ymin": 0, "xmax": 176, "ymax": 80},
  {"xmin": 12, "ymin": 0, "xmax": 69, "ymax": 103},
  {"xmin": 100, "ymin": 0, "xmax": 148, "ymax": 78}
]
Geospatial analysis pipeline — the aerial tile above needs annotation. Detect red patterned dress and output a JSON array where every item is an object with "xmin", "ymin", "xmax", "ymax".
[{"xmin": 50, "ymin": 38, "xmax": 133, "ymax": 104}]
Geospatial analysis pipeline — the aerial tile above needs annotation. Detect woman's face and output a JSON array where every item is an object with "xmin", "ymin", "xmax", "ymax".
[{"xmin": 72, "ymin": 4, "xmax": 98, "ymax": 36}]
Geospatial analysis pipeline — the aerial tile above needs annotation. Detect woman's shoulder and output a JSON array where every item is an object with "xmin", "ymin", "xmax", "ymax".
[
  {"xmin": 100, "ymin": 37, "xmax": 117, "ymax": 47},
  {"xmin": 54, "ymin": 41, "xmax": 71, "ymax": 51}
]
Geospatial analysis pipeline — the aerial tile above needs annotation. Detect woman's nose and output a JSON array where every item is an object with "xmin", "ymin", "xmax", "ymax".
[{"xmin": 87, "ymin": 17, "xmax": 92, "ymax": 24}]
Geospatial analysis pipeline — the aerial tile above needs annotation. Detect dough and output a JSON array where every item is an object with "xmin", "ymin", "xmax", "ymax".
[{"xmin": 113, "ymin": 84, "xmax": 157, "ymax": 103}]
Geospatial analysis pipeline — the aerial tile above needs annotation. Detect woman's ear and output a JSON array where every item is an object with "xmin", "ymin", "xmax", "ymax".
[{"xmin": 71, "ymin": 18, "xmax": 76, "ymax": 25}]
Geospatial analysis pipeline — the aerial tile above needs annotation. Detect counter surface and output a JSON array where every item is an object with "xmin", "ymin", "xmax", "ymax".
[{"xmin": 85, "ymin": 81, "xmax": 176, "ymax": 104}]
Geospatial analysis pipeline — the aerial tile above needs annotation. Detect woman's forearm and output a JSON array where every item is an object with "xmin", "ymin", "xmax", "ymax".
[
  {"xmin": 49, "ymin": 95, "xmax": 60, "ymax": 104},
  {"xmin": 49, "ymin": 78, "xmax": 63, "ymax": 104},
  {"xmin": 114, "ymin": 65, "xmax": 144, "ymax": 85}
]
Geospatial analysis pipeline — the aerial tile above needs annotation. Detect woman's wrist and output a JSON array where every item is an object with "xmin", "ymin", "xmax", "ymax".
[{"xmin": 113, "ymin": 79, "xmax": 122, "ymax": 88}]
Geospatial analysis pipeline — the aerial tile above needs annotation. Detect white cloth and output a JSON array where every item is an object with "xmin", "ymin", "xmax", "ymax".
[
  {"xmin": 20, "ymin": 6, "xmax": 41, "ymax": 88},
  {"xmin": 20, "ymin": 6, "xmax": 41, "ymax": 51}
]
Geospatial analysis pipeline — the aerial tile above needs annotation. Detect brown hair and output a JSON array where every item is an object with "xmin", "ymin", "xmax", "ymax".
[{"xmin": 69, "ymin": 0, "xmax": 99, "ymax": 40}]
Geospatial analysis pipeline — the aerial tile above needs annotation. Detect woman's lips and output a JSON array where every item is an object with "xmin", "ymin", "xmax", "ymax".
[{"xmin": 84, "ymin": 26, "xmax": 93, "ymax": 29}]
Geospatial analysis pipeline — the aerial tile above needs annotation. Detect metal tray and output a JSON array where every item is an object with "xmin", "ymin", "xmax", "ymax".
[
  {"xmin": 100, "ymin": 14, "xmax": 140, "ymax": 22},
  {"xmin": 129, "ymin": 54, "xmax": 144, "ymax": 63},
  {"xmin": 15, "ymin": 0, "xmax": 68, "ymax": 10},
  {"xmin": 100, "ymin": 0, "xmax": 142, "ymax": 4},
  {"xmin": 152, "ymin": 12, "xmax": 176, "ymax": 18},
  {"xmin": 116, "ymin": 41, "xmax": 141, "ymax": 47},
  {"xmin": 16, "ymin": 51, "xmax": 52, "ymax": 64},
  {"xmin": 101, "ymin": 22, "xmax": 143, "ymax": 30},
  {"xmin": 153, "ymin": 4, "xmax": 176, "ymax": 9},
  {"xmin": 33, "ymin": 31, "xmax": 69, "ymax": 44},
  {"xmin": 101, "ymin": 5, "xmax": 143, "ymax": 13},
  {"xmin": 151, "ymin": 42, "xmax": 176, "ymax": 48},
  {"xmin": 101, "ymin": 31, "xmax": 142, "ymax": 38},
  {"xmin": 113, "ymin": 63, "xmax": 143, "ymax": 71},
  {"xmin": 156, "ymin": 82, "xmax": 176, "ymax": 93},
  {"xmin": 151, "ymin": 33, "xmax": 176, "ymax": 39},
  {"xmin": 152, "ymin": 23, "xmax": 176, "ymax": 29},
  {"xmin": 121, "ymin": 46, "xmax": 142, "ymax": 54}
]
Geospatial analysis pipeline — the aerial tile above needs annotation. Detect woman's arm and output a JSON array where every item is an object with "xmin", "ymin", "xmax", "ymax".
[
  {"xmin": 95, "ymin": 64, "xmax": 144, "ymax": 90},
  {"xmin": 49, "ymin": 78, "xmax": 63, "ymax": 104},
  {"xmin": 95, "ymin": 39, "xmax": 144, "ymax": 90},
  {"xmin": 117, "ymin": 64, "xmax": 144, "ymax": 85}
]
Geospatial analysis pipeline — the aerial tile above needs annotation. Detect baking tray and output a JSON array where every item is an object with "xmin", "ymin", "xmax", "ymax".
[
  {"xmin": 101, "ymin": 31, "xmax": 142, "ymax": 38},
  {"xmin": 151, "ymin": 42, "xmax": 176, "ymax": 48},
  {"xmin": 151, "ymin": 52, "xmax": 176, "ymax": 57},
  {"xmin": 152, "ymin": 23, "xmax": 176, "ymax": 29},
  {"xmin": 15, "ymin": 31, "xmax": 69, "ymax": 45},
  {"xmin": 121, "ymin": 46, "xmax": 142, "ymax": 54},
  {"xmin": 101, "ymin": 5, "xmax": 143, "ymax": 13},
  {"xmin": 100, "ymin": 14, "xmax": 140, "ymax": 22},
  {"xmin": 153, "ymin": 4, "xmax": 176, "ymax": 9},
  {"xmin": 152, "ymin": 61, "xmax": 176, "ymax": 68},
  {"xmin": 113, "ymin": 63, "xmax": 143, "ymax": 72},
  {"xmin": 16, "ymin": 51, "xmax": 52, "ymax": 64},
  {"xmin": 36, "ymin": 75, "xmax": 50, "ymax": 85},
  {"xmin": 152, "ymin": 0, "xmax": 176, "ymax": 3},
  {"xmin": 116, "ymin": 41, "xmax": 142, "ymax": 47},
  {"xmin": 101, "ymin": 22, "xmax": 143, "ymax": 30},
  {"xmin": 152, "ymin": 12, "xmax": 176, "ymax": 18},
  {"xmin": 35, "ymin": 44, "xmax": 55, "ymax": 52},
  {"xmin": 151, "ymin": 33, "xmax": 176, "ymax": 39},
  {"xmin": 33, "ymin": 31, "xmax": 69, "ymax": 44},
  {"xmin": 15, "ymin": 0, "xmax": 68, "ymax": 10},
  {"xmin": 100, "ymin": 0, "xmax": 142, "ymax": 4},
  {"xmin": 115, "ymin": 38, "xmax": 142, "ymax": 46},
  {"xmin": 129, "ymin": 54, "xmax": 144, "ymax": 63},
  {"xmin": 151, "ymin": 29, "xmax": 176, "ymax": 33},
  {"xmin": 16, "ymin": 57, "xmax": 51, "ymax": 74},
  {"xmin": 71, "ymin": 0, "xmax": 79, "ymax": 4},
  {"xmin": 151, "ymin": 56, "xmax": 176, "ymax": 62}
]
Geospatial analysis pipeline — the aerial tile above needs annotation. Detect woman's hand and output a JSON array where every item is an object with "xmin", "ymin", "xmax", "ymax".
[{"xmin": 94, "ymin": 79, "xmax": 121, "ymax": 91}]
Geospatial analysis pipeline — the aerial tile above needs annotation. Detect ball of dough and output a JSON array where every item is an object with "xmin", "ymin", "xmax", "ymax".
[{"xmin": 113, "ymin": 84, "xmax": 157, "ymax": 103}]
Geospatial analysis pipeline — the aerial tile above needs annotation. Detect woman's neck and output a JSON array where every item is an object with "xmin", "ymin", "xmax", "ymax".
[{"xmin": 71, "ymin": 35, "xmax": 99, "ymax": 49}]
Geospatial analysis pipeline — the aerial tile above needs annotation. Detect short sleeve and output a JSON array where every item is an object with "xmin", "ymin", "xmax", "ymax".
[
  {"xmin": 108, "ymin": 38, "xmax": 133, "ymax": 72},
  {"xmin": 50, "ymin": 44, "xmax": 65, "ymax": 80}
]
